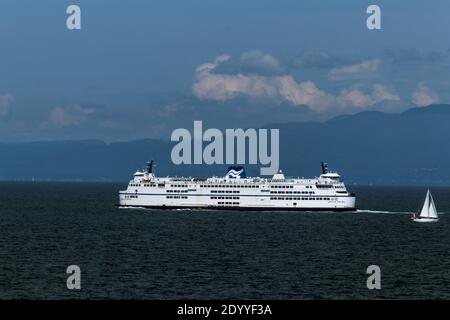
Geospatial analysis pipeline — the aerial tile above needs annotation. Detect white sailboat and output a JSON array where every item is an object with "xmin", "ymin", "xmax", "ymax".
[{"xmin": 411, "ymin": 189, "xmax": 439, "ymax": 223}]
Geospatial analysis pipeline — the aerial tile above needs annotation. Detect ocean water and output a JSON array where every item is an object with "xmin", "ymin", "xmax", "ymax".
[{"xmin": 1, "ymin": 182, "xmax": 449, "ymax": 299}]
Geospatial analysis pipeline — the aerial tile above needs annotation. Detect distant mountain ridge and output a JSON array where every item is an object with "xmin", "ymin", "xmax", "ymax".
[{"xmin": 1, "ymin": 104, "xmax": 450, "ymax": 185}]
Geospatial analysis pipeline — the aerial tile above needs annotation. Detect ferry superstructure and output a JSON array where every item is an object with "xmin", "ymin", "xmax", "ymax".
[{"xmin": 118, "ymin": 161, "xmax": 356, "ymax": 211}]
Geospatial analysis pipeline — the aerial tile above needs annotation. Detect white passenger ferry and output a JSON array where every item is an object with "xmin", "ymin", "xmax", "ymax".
[{"xmin": 118, "ymin": 161, "xmax": 356, "ymax": 211}]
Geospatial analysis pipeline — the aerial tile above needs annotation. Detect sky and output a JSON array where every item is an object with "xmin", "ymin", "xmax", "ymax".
[{"xmin": 1, "ymin": 0, "xmax": 450, "ymax": 142}]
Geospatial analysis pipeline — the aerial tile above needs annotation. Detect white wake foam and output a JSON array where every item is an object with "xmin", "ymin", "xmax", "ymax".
[{"xmin": 356, "ymin": 209, "xmax": 411, "ymax": 215}]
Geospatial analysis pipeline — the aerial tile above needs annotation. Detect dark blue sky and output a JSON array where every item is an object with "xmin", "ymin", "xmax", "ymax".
[{"xmin": 1, "ymin": 0, "xmax": 449, "ymax": 142}]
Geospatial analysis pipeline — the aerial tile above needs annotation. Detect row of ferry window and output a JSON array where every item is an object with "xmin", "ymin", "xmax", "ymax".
[
  {"xmin": 166, "ymin": 190, "xmax": 189, "ymax": 193},
  {"xmin": 166, "ymin": 196, "xmax": 188, "ymax": 199},
  {"xmin": 270, "ymin": 185, "xmax": 314, "ymax": 189},
  {"xmin": 270, "ymin": 191, "xmax": 315, "ymax": 194},
  {"xmin": 131, "ymin": 184, "xmax": 164, "ymax": 187},
  {"xmin": 211, "ymin": 190, "xmax": 240, "ymax": 194},
  {"xmin": 270, "ymin": 197, "xmax": 332, "ymax": 201},
  {"xmin": 316, "ymin": 185, "xmax": 333, "ymax": 189},
  {"xmin": 124, "ymin": 195, "xmax": 138, "ymax": 199},
  {"xmin": 211, "ymin": 196, "xmax": 240, "ymax": 200},
  {"xmin": 200, "ymin": 184, "xmax": 259, "ymax": 188},
  {"xmin": 217, "ymin": 202, "xmax": 239, "ymax": 205},
  {"xmin": 133, "ymin": 183, "xmax": 322, "ymax": 189}
]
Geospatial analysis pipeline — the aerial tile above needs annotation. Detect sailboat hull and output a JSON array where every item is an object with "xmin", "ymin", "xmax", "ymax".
[{"xmin": 412, "ymin": 217, "xmax": 439, "ymax": 223}]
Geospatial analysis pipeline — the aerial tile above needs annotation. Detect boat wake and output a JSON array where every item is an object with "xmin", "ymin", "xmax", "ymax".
[
  {"xmin": 357, "ymin": 209, "xmax": 411, "ymax": 215},
  {"xmin": 117, "ymin": 206, "xmax": 148, "ymax": 210}
]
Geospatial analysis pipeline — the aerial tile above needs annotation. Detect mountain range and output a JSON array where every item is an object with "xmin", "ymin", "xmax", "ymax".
[{"xmin": 1, "ymin": 104, "xmax": 450, "ymax": 185}]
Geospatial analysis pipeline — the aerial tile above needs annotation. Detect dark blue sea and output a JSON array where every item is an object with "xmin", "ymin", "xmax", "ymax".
[{"xmin": 1, "ymin": 182, "xmax": 449, "ymax": 299}]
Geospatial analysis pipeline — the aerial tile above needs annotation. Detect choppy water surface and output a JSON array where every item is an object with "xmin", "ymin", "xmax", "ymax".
[{"xmin": 1, "ymin": 183, "xmax": 449, "ymax": 299}]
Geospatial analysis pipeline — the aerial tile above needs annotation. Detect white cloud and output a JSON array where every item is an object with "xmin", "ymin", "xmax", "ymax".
[
  {"xmin": 238, "ymin": 50, "xmax": 285, "ymax": 75},
  {"xmin": 50, "ymin": 104, "xmax": 95, "ymax": 127},
  {"xmin": 277, "ymin": 77, "xmax": 335, "ymax": 111},
  {"xmin": 372, "ymin": 83, "xmax": 401, "ymax": 103},
  {"xmin": 411, "ymin": 83, "xmax": 439, "ymax": 107},
  {"xmin": 0, "ymin": 93, "xmax": 14, "ymax": 117},
  {"xmin": 211, "ymin": 51, "xmax": 286, "ymax": 76},
  {"xmin": 329, "ymin": 59, "xmax": 381, "ymax": 80},
  {"xmin": 193, "ymin": 54, "xmax": 275, "ymax": 101},
  {"xmin": 193, "ymin": 55, "xmax": 335, "ymax": 112},
  {"xmin": 337, "ymin": 89, "xmax": 374, "ymax": 108},
  {"xmin": 193, "ymin": 55, "xmax": 400, "ymax": 112},
  {"xmin": 337, "ymin": 84, "xmax": 400, "ymax": 108}
]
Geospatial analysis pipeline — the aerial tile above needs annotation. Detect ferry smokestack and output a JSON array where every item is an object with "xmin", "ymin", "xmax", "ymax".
[
  {"xmin": 147, "ymin": 160, "xmax": 154, "ymax": 174},
  {"xmin": 321, "ymin": 162, "xmax": 328, "ymax": 174}
]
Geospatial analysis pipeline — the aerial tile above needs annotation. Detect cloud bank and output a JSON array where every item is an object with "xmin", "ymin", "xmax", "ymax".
[
  {"xmin": 214, "ymin": 50, "xmax": 286, "ymax": 76},
  {"xmin": 328, "ymin": 59, "xmax": 381, "ymax": 81},
  {"xmin": 193, "ymin": 54, "xmax": 399, "ymax": 112},
  {"xmin": 49, "ymin": 104, "xmax": 96, "ymax": 127},
  {"xmin": 412, "ymin": 83, "xmax": 439, "ymax": 107}
]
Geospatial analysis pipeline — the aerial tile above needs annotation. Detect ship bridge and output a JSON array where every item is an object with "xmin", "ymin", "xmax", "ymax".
[{"xmin": 319, "ymin": 172, "xmax": 341, "ymax": 181}]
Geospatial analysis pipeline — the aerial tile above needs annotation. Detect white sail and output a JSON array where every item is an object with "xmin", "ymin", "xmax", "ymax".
[
  {"xmin": 419, "ymin": 189, "xmax": 430, "ymax": 218},
  {"xmin": 428, "ymin": 192, "xmax": 438, "ymax": 219}
]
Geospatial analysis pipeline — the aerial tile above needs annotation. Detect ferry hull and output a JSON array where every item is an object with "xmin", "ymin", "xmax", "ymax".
[
  {"xmin": 117, "ymin": 204, "xmax": 356, "ymax": 212},
  {"xmin": 119, "ymin": 162, "xmax": 356, "ymax": 212},
  {"xmin": 118, "ymin": 195, "xmax": 356, "ymax": 212}
]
